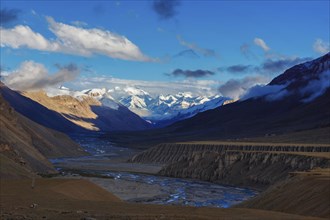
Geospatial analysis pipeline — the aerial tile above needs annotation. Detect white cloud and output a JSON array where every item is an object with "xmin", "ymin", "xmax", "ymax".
[
  {"xmin": 3, "ymin": 61, "xmax": 79, "ymax": 91},
  {"xmin": 300, "ymin": 69, "xmax": 330, "ymax": 102},
  {"xmin": 68, "ymin": 76, "xmax": 220, "ymax": 97},
  {"xmin": 313, "ymin": 38, "xmax": 329, "ymax": 54},
  {"xmin": 218, "ymin": 75, "xmax": 270, "ymax": 100},
  {"xmin": 242, "ymin": 84, "xmax": 288, "ymax": 101},
  {"xmin": 0, "ymin": 25, "xmax": 60, "ymax": 51},
  {"xmin": 0, "ymin": 17, "xmax": 152, "ymax": 62},
  {"xmin": 254, "ymin": 38, "xmax": 270, "ymax": 52},
  {"xmin": 47, "ymin": 17, "xmax": 151, "ymax": 61}
]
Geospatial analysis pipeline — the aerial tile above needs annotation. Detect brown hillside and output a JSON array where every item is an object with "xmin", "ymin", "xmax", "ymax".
[
  {"xmin": 239, "ymin": 168, "xmax": 330, "ymax": 218},
  {"xmin": 0, "ymin": 92, "xmax": 88, "ymax": 175}
]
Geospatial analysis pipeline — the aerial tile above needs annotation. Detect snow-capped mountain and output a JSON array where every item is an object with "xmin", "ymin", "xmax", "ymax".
[
  {"xmin": 48, "ymin": 87, "xmax": 120, "ymax": 110},
  {"xmin": 10, "ymin": 85, "xmax": 151, "ymax": 132},
  {"xmin": 48, "ymin": 86, "xmax": 228, "ymax": 127},
  {"xmin": 111, "ymin": 88, "xmax": 228, "ymax": 126},
  {"xmin": 108, "ymin": 88, "xmax": 228, "ymax": 126}
]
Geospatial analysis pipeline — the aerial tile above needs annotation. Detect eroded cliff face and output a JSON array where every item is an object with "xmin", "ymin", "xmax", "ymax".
[
  {"xmin": 159, "ymin": 151, "xmax": 330, "ymax": 189},
  {"xmin": 130, "ymin": 143, "xmax": 330, "ymax": 164},
  {"xmin": 130, "ymin": 142, "xmax": 330, "ymax": 189}
]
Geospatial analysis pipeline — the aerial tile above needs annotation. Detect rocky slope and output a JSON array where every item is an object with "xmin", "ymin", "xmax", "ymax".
[
  {"xmin": 0, "ymin": 91, "xmax": 88, "ymax": 176},
  {"xmin": 0, "ymin": 153, "xmax": 33, "ymax": 179}
]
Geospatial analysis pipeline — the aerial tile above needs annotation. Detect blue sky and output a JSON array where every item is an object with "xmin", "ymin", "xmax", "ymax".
[{"xmin": 0, "ymin": 0, "xmax": 329, "ymax": 97}]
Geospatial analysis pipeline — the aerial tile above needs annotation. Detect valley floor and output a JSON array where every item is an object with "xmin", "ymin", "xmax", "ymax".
[
  {"xmin": 0, "ymin": 177, "xmax": 326, "ymax": 220},
  {"xmin": 2, "ymin": 130, "xmax": 330, "ymax": 219}
]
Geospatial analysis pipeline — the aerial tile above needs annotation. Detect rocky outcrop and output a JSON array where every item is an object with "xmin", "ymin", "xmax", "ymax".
[
  {"xmin": 159, "ymin": 151, "xmax": 330, "ymax": 189},
  {"xmin": 130, "ymin": 143, "xmax": 330, "ymax": 164}
]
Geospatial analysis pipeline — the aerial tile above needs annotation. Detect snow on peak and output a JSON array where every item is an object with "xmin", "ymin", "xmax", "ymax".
[
  {"xmin": 45, "ymin": 85, "xmax": 226, "ymax": 125},
  {"xmin": 123, "ymin": 86, "xmax": 149, "ymax": 96},
  {"xmin": 177, "ymin": 92, "xmax": 193, "ymax": 98},
  {"xmin": 58, "ymin": 85, "xmax": 69, "ymax": 90},
  {"xmin": 84, "ymin": 88, "xmax": 107, "ymax": 98}
]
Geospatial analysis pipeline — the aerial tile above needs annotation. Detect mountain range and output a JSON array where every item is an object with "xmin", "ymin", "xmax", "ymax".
[
  {"xmin": 106, "ymin": 53, "xmax": 330, "ymax": 147},
  {"xmin": 47, "ymin": 86, "xmax": 228, "ymax": 127},
  {"xmin": 1, "ymin": 53, "xmax": 328, "ymax": 139},
  {"xmin": 115, "ymin": 89, "xmax": 227, "ymax": 127}
]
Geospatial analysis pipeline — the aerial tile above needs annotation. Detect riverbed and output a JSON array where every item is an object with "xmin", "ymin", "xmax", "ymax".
[{"xmin": 51, "ymin": 133, "xmax": 258, "ymax": 208}]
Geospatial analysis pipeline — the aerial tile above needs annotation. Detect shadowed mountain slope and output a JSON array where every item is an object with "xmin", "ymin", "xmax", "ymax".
[
  {"xmin": 0, "ymin": 84, "xmax": 85, "ymax": 133},
  {"xmin": 0, "ymin": 90, "xmax": 88, "ymax": 176}
]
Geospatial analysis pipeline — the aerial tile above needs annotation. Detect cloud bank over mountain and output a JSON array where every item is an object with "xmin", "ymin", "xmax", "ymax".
[{"xmin": 3, "ymin": 61, "xmax": 79, "ymax": 91}]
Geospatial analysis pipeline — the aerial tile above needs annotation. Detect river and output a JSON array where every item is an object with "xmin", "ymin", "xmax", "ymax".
[{"xmin": 51, "ymin": 133, "xmax": 258, "ymax": 208}]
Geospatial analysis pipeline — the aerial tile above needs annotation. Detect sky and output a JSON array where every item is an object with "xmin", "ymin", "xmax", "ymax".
[{"xmin": 0, "ymin": 0, "xmax": 329, "ymax": 98}]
